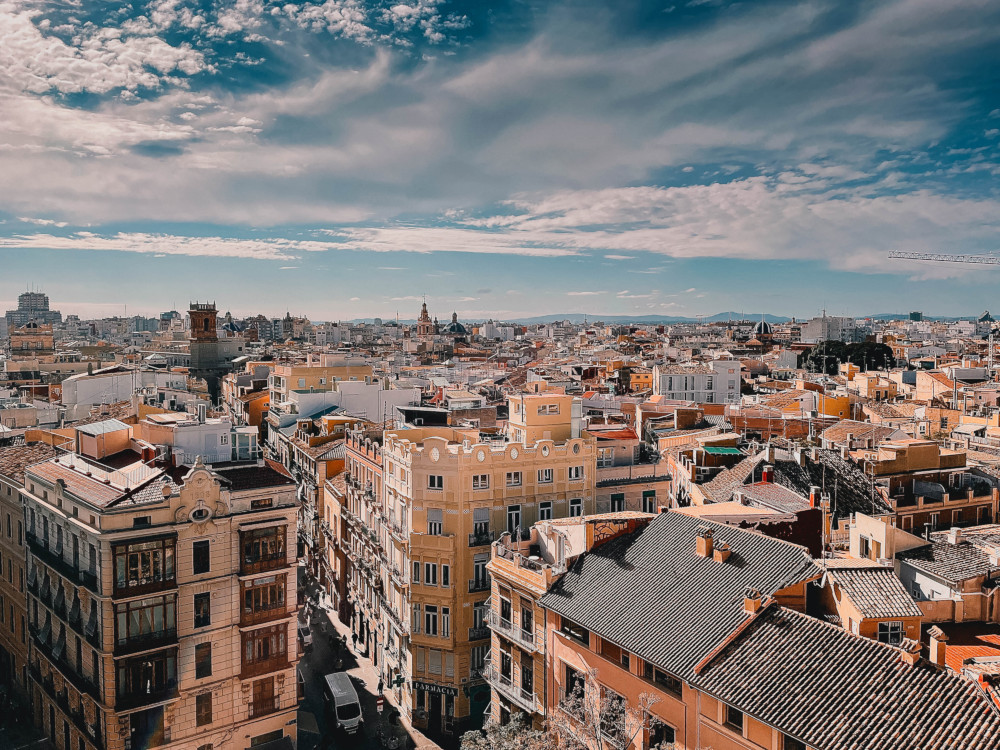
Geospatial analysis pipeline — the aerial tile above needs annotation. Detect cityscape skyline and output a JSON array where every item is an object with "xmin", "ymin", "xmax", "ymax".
[{"xmin": 2, "ymin": 0, "xmax": 1000, "ymax": 316}]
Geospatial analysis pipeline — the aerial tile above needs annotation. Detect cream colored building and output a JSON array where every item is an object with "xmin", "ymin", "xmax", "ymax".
[
  {"xmin": 337, "ymin": 392, "xmax": 597, "ymax": 739},
  {"xmin": 22, "ymin": 420, "xmax": 299, "ymax": 750}
]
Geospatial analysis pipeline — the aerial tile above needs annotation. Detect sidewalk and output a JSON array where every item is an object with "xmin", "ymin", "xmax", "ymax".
[{"xmin": 314, "ymin": 601, "xmax": 442, "ymax": 750}]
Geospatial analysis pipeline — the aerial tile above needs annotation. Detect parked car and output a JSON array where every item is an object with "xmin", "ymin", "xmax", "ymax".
[
  {"xmin": 323, "ymin": 672, "xmax": 363, "ymax": 734},
  {"xmin": 298, "ymin": 623, "xmax": 313, "ymax": 650}
]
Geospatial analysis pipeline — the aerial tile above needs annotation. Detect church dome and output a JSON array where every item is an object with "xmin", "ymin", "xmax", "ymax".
[
  {"xmin": 444, "ymin": 312, "xmax": 467, "ymax": 335},
  {"xmin": 752, "ymin": 319, "xmax": 773, "ymax": 336}
]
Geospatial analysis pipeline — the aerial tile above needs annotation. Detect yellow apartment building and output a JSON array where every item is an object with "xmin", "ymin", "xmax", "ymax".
[{"xmin": 336, "ymin": 392, "xmax": 597, "ymax": 739}]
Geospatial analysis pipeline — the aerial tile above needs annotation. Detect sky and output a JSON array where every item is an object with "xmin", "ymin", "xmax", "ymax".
[{"xmin": 2, "ymin": 0, "xmax": 1000, "ymax": 321}]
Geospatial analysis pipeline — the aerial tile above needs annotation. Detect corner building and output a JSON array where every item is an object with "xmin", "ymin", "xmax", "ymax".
[
  {"xmin": 342, "ymin": 393, "xmax": 597, "ymax": 738},
  {"xmin": 22, "ymin": 421, "xmax": 299, "ymax": 750}
]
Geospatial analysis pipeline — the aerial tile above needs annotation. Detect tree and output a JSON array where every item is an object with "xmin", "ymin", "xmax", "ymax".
[
  {"xmin": 460, "ymin": 711, "xmax": 548, "ymax": 750},
  {"xmin": 802, "ymin": 340, "xmax": 895, "ymax": 375}
]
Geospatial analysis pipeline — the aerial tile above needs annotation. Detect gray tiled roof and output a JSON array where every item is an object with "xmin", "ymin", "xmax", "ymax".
[
  {"xmin": 539, "ymin": 511, "xmax": 819, "ymax": 681},
  {"xmin": 825, "ymin": 565, "xmax": 923, "ymax": 618},
  {"xmin": 898, "ymin": 526, "xmax": 1000, "ymax": 585},
  {"xmin": 694, "ymin": 606, "xmax": 1000, "ymax": 750}
]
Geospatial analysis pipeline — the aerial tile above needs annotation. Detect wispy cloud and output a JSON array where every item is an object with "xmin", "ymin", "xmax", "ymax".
[{"xmin": 566, "ymin": 290, "xmax": 607, "ymax": 296}]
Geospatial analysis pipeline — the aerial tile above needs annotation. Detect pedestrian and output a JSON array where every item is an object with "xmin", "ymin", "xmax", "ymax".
[{"xmin": 378, "ymin": 677, "xmax": 384, "ymax": 694}]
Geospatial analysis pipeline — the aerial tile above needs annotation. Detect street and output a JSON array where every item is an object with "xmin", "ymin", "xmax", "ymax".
[{"xmin": 296, "ymin": 572, "xmax": 442, "ymax": 750}]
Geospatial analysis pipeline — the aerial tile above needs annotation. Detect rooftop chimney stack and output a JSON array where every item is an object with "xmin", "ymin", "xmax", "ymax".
[
  {"xmin": 928, "ymin": 626, "xmax": 949, "ymax": 668},
  {"xmin": 948, "ymin": 527, "xmax": 963, "ymax": 546},
  {"xmin": 696, "ymin": 526, "xmax": 714, "ymax": 558},
  {"xmin": 713, "ymin": 541, "xmax": 732, "ymax": 563},
  {"xmin": 744, "ymin": 587, "xmax": 762, "ymax": 614},
  {"xmin": 761, "ymin": 465, "xmax": 774, "ymax": 483},
  {"xmin": 899, "ymin": 638, "xmax": 922, "ymax": 666},
  {"xmin": 809, "ymin": 485, "xmax": 821, "ymax": 508}
]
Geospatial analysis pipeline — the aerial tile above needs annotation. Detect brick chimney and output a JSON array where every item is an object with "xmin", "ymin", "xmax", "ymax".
[
  {"xmin": 761, "ymin": 464, "xmax": 774, "ymax": 483},
  {"xmin": 713, "ymin": 541, "xmax": 732, "ymax": 563},
  {"xmin": 744, "ymin": 587, "xmax": 762, "ymax": 614},
  {"xmin": 809, "ymin": 485, "xmax": 820, "ymax": 508},
  {"xmin": 928, "ymin": 626, "xmax": 949, "ymax": 668},
  {"xmin": 696, "ymin": 526, "xmax": 714, "ymax": 558},
  {"xmin": 947, "ymin": 527, "xmax": 963, "ymax": 546},
  {"xmin": 899, "ymin": 638, "xmax": 921, "ymax": 666}
]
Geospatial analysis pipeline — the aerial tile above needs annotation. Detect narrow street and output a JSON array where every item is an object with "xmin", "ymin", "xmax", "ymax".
[{"xmin": 296, "ymin": 568, "xmax": 444, "ymax": 750}]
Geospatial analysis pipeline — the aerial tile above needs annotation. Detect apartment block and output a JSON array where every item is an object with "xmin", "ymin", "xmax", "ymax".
[
  {"xmin": 21, "ymin": 420, "xmax": 299, "ymax": 750},
  {"xmin": 333, "ymin": 392, "xmax": 597, "ymax": 739},
  {"xmin": 0, "ymin": 442, "xmax": 61, "ymax": 700}
]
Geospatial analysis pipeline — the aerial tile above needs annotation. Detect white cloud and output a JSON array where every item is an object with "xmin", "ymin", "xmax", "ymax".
[
  {"xmin": 0, "ymin": 1, "xmax": 209, "ymax": 96},
  {"xmin": 604, "ymin": 254, "xmax": 634, "ymax": 260},
  {"xmin": 566, "ymin": 290, "xmax": 606, "ymax": 296},
  {"xmin": 18, "ymin": 216, "xmax": 68, "ymax": 227}
]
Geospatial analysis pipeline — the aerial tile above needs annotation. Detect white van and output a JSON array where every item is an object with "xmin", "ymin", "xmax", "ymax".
[{"xmin": 323, "ymin": 672, "xmax": 363, "ymax": 734}]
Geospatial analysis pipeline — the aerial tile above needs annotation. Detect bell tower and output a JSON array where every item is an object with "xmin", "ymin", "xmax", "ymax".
[{"xmin": 189, "ymin": 302, "xmax": 218, "ymax": 342}]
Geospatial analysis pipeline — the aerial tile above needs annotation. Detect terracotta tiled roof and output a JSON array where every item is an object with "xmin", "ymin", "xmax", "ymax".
[{"xmin": 0, "ymin": 442, "xmax": 63, "ymax": 485}]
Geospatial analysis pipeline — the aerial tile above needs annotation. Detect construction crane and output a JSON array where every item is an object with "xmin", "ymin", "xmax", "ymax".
[{"xmin": 888, "ymin": 251, "xmax": 1000, "ymax": 265}]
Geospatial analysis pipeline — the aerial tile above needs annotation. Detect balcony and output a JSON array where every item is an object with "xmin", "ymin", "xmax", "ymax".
[
  {"xmin": 30, "ymin": 627, "xmax": 101, "ymax": 701},
  {"xmin": 249, "ymin": 696, "xmax": 279, "ymax": 719},
  {"xmin": 114, "ymin": 628, "xmax": 178, "ymax": 657},
  {"xmin": 483, "ymin": 662, "xmax": 541, "ymax": 715},
  {"xmin": 241, "ymin": 604, "xmax": 296, "ymax": 628},
  {"xmin": 115, "ymin": 680, "xmax": 179, "ymax": 711},
  {"xmin": 29, "ymin": 664, "xmax": 105, "ymax": 750},
  {"xmin": 113, "ymin": 576, "xmax": 177, "ymax": 601},
  {"xmin": 488, "ymin": 610, "xmax": 538, "ymax": 652},
  {"xmin": 26, "ymin": 532, "xmax": 100, "ymax": 594},
  {"xmin": 468, "ymin": 626, "xmax": 490, "ymax": 641},
  {"xmin": 240, "ymin": 552, "xmax": 291, "ymax": 577},
  {"xmin": 241, "ymin": 655, "xmax": 290, "ymax": 680},
  {"xmin": 468, "ymin": 577, "xmax": 491, "ymax": 594},
  {"xmin": 468, "ymin": 530, "xmax": 496, "ymax": 548}
]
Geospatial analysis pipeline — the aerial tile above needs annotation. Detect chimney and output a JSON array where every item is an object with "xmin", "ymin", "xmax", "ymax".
[
  {"xmin": 696, "ymin": 526, "xmax": 714, "ymax": 558},
  {"xmin": 744, "ymin": 587, "xmax": 762, "ymax": 614},
  {"xmin": 928, "ymin": 626, "xmax": 949, "ymax": 668},
  {"xmin": 713, "ymin": 541, "xmax": 732, "ymax": 563},
  {"xmin": 795, "ymin": 447, "xmax": 806, "ymax": 467},
  {"xmin": 899, "ymin": 638, "xmax": 922, "ymax": 666},
  {"xmin": 810, "ymin": 446, "xmax": 819, "ymax": 461},
  {"xmin": 197, "ymin": 402, "xmax": 207, "ymax": 424},
  {"xmin": 809, "ymin": 486, "xmax": 821, "ymax": 508},
  {"xmin": 948, "ymin": 527, "xmax": 963, "ymax": 546},
  {"xmin": 765, "ymin": 444, "xmax": 776, "ymax": 463},
  {"xmin": 845, "ymin": 432, "xmax": 854, "ymax": 449},
  {"xmin": 761, "ymin": 465, "xmax": 774, "ymax": 483}
]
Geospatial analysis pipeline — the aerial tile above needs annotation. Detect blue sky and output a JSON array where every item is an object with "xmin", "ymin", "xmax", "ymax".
[{"xmin": 2, "ymin": 0, "xmax": 1000, "ymax": 320}]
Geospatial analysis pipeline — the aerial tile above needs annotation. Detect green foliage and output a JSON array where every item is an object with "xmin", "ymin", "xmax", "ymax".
[{"xmin": 460, "ymin": 712, "xmax": 547, "ymax": 750}]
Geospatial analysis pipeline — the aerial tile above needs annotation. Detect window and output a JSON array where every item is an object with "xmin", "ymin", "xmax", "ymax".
[
  {"xmin": 412, "ymin": 604, "xmax": 421, "ymax": 634},
  {"xmin": 610, "ymin": 493, "xmax": 625, "ymax": 512},
  {"xmin": 116, "ymin": 651, "xmax": 176, "ymax": 700},
  {"xmin": 877, "ymin": 621, "xmax": 904, "ymax": 645},
  {"xmin": 859, "ymin": 536, "xmax": 871, "ymax": 558},
  {"xmin": 429, "ymin": 650, "xmax": 442, "ymax": 675},
  {"xmin": 520, "ymin": 599, "xmax": 534, "ymax": 636},
  {"xmin": 241, "ymin": 526, "xmax": 285, "ymax": 568},
  {"xmin": 564, "ymin": 663, "xmax": 584, "ymax": 700},
  {"xmin": 568, "ymin": 466, "xmax": 583, "ymax": 481},
  {"xmin": 425, "ymin": 605, "xmax": 438, "ymax": 636},
  {"xmin": 537, "ymin": 403, "xmax": 560, "ymax": 415},
  {"xmin": 196, "ymin": 692, "xmax": 212, "ymax": 727},
  {"xmin": 113, "ymin": 538, "xmax": 175, "ymax": 594},
  {"xmin": 427, "ymin": 509, "xmax": 443, "ymax": 536},
  {"xmin": 783, "ymin": 736, "xmax": 807, "ymax": 750},
  {"xmin": 114, "ymin": 595, "xmax": 176, "ymax": 646},
  {"xmin": 506, "ymin": 472, "xmax": 522, "ymax": 487},
  {"xmin": 471, "ymin": 645, "xmax": 488, "ymax": 675},
  {"xmin": 133, "ymin": 516, "xmax": 151, "ymax": 528},
  {"xmin": 642, "ymin": 490, "xmax": 657, "ymax": 514},
  {"xmin": 539, "ymin": 501, "xmax": 552, "ymax": 521},
  {"xmin": 724, "ymin": 704, "xmax": 744, "ymax": 733},
  {"xmin": 473, "ymin": 555, "xmax": 488, "ymax": 587},
  {"xmin": 428, "ymin": 475, "xmax": 443, "ymax": 490},
  {"xmin": 242, "ymin": 575, "xmax": 286, "ymax": 618},
  {"xmin": 193, "ymin": 541, "xmax": 210, "ymax": 575},
  {"xmin": 507, "ymin": 505, "xmax": 521, "ymax": 534},
  {"xmin": 194, "ymin": 593, "xmax": 211, "ymax": 628},
  {"xmin": 243, "ymin": 624, "xmax": 287, "ymax": 667},
  {"xmin": 195, "ymin": 643, "xmax": 212, "ymax": 679},
  {"xmin": 570, "ymin": 498, "xmax": 583, "ymax": 517},
  {"xmin": 560, "ymin": 616, "xmax": 589, "ymax": 645},
  {"xmin": 538, "ymin": 469, "xmax": 553, "ymax": 484},
  {"xmin": 472, "ymin": 474, "xmax": 489, "ymax": 490},
  {"xmin": 298, "ymin": 378, "xmax": 306, "ymax": 388},
  {"xmin": 424, "ymin": 563, "xmax": 437, "ymax": 586},
  {"xmin": 412, "ymin": 561, "xmax": 421, "ymax": 584},
  {"xmin": 441, "ymin": 564, "xmax": 450, "ymax": 587},
  {"xmin": 643, "ymin": 661, "xmax": 682, "ymax": 697},
  {"xmin": 650, "ymin": 722, "xmax": 676, "ymax": 748},
  {"xmin": 441, "ymin": 607, "xmax": 450, "ymax": 638}
]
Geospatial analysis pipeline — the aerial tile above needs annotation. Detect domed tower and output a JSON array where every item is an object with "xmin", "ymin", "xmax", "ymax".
[{"xmin": 752, "ymin": 315, "xmax": 774, "ymax": 344}]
